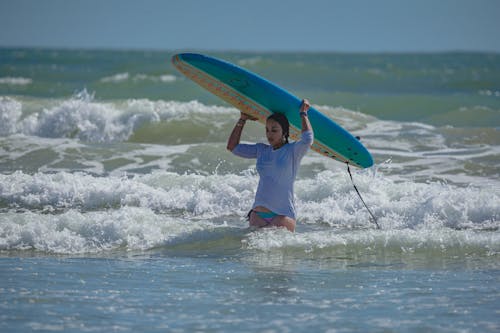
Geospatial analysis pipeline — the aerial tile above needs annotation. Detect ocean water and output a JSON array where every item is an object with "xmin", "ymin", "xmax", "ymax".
[{"xmin": 0, "ymin": 48, "xmax": 499, "ymax": 332}]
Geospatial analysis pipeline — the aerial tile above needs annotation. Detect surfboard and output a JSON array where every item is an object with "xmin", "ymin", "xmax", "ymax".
[{"xmin": 171, "ymin": 53, "xmax": 374, "ymax": 168}]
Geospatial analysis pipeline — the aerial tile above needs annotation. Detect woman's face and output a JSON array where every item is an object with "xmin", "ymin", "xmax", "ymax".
[{"xmin": 266, "ymin": 119, "xmax": 284, "ymax": 148}]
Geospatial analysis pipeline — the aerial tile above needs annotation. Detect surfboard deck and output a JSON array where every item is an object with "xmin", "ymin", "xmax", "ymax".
[{"xmin": 172, "ymin": 53, "xmax": 373, "ymax": 168}]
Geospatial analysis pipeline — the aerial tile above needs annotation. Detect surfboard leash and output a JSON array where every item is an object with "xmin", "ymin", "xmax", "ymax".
[{"xmin": 346, "ymin": 163, "xmax": 381, "ymax": 229}]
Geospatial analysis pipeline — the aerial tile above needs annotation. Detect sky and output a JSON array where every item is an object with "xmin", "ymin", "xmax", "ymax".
[{"xmin": 0, "ymin": 0, "xmax": 499, "ymax": 53}]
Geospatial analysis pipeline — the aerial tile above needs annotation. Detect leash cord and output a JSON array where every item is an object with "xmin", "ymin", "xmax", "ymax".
[{"xmin": 346, "ymin": 163, "xmax": 381, "ymax": 229}]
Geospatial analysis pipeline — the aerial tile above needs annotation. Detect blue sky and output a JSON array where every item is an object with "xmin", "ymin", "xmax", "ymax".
[{"xmin": 1, "ymin": 0, "xmax": 499, "ymax": 52}]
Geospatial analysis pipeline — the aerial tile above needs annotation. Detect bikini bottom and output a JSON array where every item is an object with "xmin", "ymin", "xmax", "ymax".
[{"xmin": 247, "ymin": 210, "xmax": 278, "ymax": 224}]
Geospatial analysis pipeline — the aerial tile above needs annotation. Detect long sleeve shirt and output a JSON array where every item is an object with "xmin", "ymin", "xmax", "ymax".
[{"xmin": 232, "ymin": 130, "xmax": 313, "ymax": 219}]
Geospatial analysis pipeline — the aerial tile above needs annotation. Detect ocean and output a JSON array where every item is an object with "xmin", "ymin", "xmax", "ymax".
[{"xmin": 0, "ymin": 48, "xmax": 499, "ymax": 332}]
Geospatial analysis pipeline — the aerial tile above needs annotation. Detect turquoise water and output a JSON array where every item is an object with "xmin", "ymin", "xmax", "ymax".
[
  {"xmin": 1, "ymin": 253, "xmax": 498, "ymax": 332},
  {"xmin": 0, "ymin": 48, "xmax": 499, "ymax": 332}
]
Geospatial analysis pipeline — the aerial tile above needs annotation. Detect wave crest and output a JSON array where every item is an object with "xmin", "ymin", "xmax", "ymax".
[{"xmin": 0, "ymin": 92, "xmax": 234, "ymax": 142}]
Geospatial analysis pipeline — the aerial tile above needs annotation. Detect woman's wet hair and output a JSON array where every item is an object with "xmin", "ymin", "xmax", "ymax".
[{"xmin": 267, "ymin": 113, "xmax": 290, "ymax": 143}]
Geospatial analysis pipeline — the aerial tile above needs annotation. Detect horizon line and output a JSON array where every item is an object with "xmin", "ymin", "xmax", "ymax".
[{"xmin": 1, "ymin": 45, "xmax": 499, "ymax": 55}]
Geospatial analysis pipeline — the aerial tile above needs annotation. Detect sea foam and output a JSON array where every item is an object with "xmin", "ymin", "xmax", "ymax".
[
  {"xmin": 0, "ymin": 169, "xmax": 497, "ymax": 227},
  {"xmin": 0, "ymin": 169, "xmax": 498, "ymax": 254},
  {"xmin": 0, "ymin": 77, "xmax": 32, "ymax": 85},
  {"xmin": 0, "ymin": 207, "xmax": 214, "ymax": 253},
  {"xmin": 0, "ymin": 93, "xmax": 233, "ymax": 142}
]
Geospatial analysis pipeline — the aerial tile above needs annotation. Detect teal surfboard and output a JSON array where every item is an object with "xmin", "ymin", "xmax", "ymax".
[{"xmin": 172, "ymin": 53, "xmax": 374, "ymax": 168}]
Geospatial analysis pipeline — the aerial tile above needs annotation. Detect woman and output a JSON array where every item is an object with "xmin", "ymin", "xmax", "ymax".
[{"xmin": 227, "ymin": 99, "xmax": 314, "ymax": 232}]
